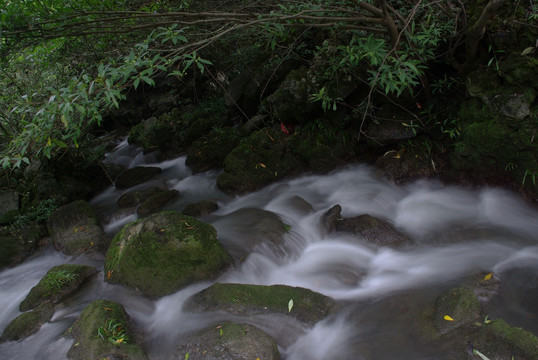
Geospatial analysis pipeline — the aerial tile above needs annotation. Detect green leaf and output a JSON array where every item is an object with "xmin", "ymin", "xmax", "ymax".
[
  {"xmin": 288, "ymin": 299, "xmax": 294, "ymax": 313},
  {"xmin": 521, "ymin": 47, "xmax": 535, "ymax": 56}
]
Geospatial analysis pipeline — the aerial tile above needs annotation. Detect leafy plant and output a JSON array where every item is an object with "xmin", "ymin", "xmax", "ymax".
[
  {"xmin": 43, "ymin": 269, "xmax": 79, "ymax": 293},
  {"xmin": 97, "ymin": 318, "xmax": 128, "ymax": 345}
]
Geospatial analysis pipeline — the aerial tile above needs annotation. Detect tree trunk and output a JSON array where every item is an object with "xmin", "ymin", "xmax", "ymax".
[{"xmin": 465, "ymin": 0, "xmax": 508, "ymax": 62}]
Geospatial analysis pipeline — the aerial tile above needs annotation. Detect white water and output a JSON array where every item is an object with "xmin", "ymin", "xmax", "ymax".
[{"xmin": 1, "ymin": 141, "xmax": 538, "ymax": 359}]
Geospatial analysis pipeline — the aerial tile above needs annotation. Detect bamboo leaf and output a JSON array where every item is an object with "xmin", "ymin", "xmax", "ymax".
[{"xmin": 288, "ymin": 299, "xmax": 294, "ymax": 313}]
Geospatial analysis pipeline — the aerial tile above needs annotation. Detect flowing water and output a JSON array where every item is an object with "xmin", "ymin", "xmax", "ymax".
[{"xmin": 1, "ymin": 139, "xmax": 538, "ymax": 359}]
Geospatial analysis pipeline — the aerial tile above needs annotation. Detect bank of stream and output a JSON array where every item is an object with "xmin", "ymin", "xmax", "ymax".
[{"xmin": 1, "ymin": 139, "xmax": 538, "ymax": 359}]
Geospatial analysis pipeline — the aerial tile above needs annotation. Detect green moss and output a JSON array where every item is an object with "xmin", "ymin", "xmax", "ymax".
[
  {"xmin": 66, "ymin": 300, "xmax": 146, "ymax": 360},
  {"xmin": 0, "ymin": 303, "xmax": 54, "ymax": 342},
  {"xmin": 19, "ymin": 264, "xmax": 97, "ymax": 311},
  {"xmin": 471, "ymin": 319, "xmax": 538, "ymax": 360},
  {"xmin": 186, "ymin": 283, "xmax": 336, "ymax": 325},
  {"xmin": 434, "ymin": 287, "xmax": 481, "ymax": 334},
  {"xmin": 105, "ymin": 211, "xmax": 232, "ymax": 298}
]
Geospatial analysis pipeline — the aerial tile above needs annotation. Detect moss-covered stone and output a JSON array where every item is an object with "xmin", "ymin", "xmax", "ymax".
[
  {"xmin": 185, "ymin": 283, "xmax": 336, "ymax": 325},
  {"xmin": 186, "ymin": 126, "xmax": 241, "ymax": 173},
  {"xmin": 470, "ymin": 319, "xmax": 538, "ymax": 360},
  {"xmin": 19, "ymin": 264, "xmax": 97, "ymax": 312},
  {"xmin": 104, "ymin": 211, "xmax": 232, "ymax": 299},
  {"xmin": 434, "ymin": 287, "xmax": 481, "ymax": 335},
  {"xmin": 175, "ymin": 322, "xmax": 280, "ymax": 360},
  {"xmin": 65, "ymin": 299, "xmax": 147, "ymax": 360},
  {"xmin": 47, "ymin": 200, "xmax": 108, "ymax": 255},
  {"xmin": 217, "ymin": 128, "xmax": 302, "ymax": 194},
  {"xmin": 0, "ymin": 303, "xmax": 54, "ymax": 342}
]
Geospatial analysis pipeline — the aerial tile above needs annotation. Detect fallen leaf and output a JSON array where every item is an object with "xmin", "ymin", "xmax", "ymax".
[
  {"xmin": 288, "ymin": 299, "xmax": 294, "ymax": 313},
  {"xmin": 259, "ymin": 163, "xmax": 266, "ymax": 168},
  {"xmin": 483, "ymin": 272, "xmax": 493, "ymax": 281},
  {"xmin": 444, "ymin": 315, "xmax": 454, "ymax": 321}
]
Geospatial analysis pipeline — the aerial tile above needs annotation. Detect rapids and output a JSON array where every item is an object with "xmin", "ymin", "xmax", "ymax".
[{"xmin": 1, "ymin": 139, "xmax": 537, "ymax": 359}]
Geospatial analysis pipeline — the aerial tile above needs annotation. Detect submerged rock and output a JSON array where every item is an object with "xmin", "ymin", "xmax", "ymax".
[
  {"xmin": 176, "ymin": 322, "xmax": 280, "ymax": 360},
  {"xmin": 185, "ymin": 283, "xmax": 336, "ymax": 326},
  {"xmin": 47, "ymin": 200, "xmax": 108, "ymax": 255},
  {"xmin": 115, "ymin": 166, "xmax": 162, "ymax": 190},
  {"xmin": 0, "ymin": 303, "xmax": 54, "ymax": 343},
  {"xmin": 19, "ymin": 264, "xmax": 97, "ymax": 312},
  {"xmin": 181, "ymin": 200, "xmax": 219, "ymax": 217},
  {"xmin": 104, "ymin": 211, "xmax": 232, "ymax": 299},
  {"xmin": 433, "ymin": 287, "xmax": 481, "ymax": 335},
  {"xmin": 65, "ymin": 299, "xmax": 146, "ymax": 360}
]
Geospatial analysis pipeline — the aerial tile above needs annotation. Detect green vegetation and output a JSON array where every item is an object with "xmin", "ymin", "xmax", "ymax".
[{"xmin": 97, "ymin": 318, "xmax": 129, "ymax": 345}]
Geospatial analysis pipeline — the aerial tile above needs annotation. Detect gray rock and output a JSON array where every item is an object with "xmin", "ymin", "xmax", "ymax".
[{"xmin": 47, "ymin": 200, "xmax": 108, "ymax": 255}]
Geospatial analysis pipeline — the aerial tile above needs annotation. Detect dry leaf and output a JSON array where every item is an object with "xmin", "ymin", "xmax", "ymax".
[{"xmin": 444, "ymin": 315, "xmax": 454, "ymax": 321}]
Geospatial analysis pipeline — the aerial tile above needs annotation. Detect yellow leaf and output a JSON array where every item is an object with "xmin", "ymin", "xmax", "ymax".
[
  {"xmin": 393, "ymin": 153, "xmax": 401, "ymax": 159},
  {"xmin": 116, "ymin": 338, "xmax": 124, "ymax": 344},
  {"xmin": 483, "ymin": 272, "xmax": 493, "ymax": 281},
  {"xmin": 444, "ymin": 315, "xmax": 454, "ymax": 321},
  {"xmin": 259, "ymin": 163, "xmax": 266, "ymax": 168}
]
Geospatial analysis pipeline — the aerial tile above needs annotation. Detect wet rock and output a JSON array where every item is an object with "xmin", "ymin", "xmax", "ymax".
[
  {"xmin": 211, "ymin": 208, "xmax": 288, "ymax": 259},
  {"xmin": 375, "ymin": 148, "xmax": 442, "ymax": 184},
  {"xmin": 321, "ymin": 205, "xmax": 342, "ymax": 233},
  {"xmin": 186, "ymin": 126, "xmax": 241, "ymax": 173},
  {"xmin": 65, "ymin": 299, "xmax": 147, "ymax": 360},
  {"xmin": 217, "ymin": 128, "xmax": 301, "ymax": 194},
  {"xmin": 136, "ymin": 189, "xmax": 180, "ymax": 216},
  {"xmin": 104, "ymin": 211, "xmax": 232, "ymax": 299},
  {"xmin": 464, "ymin": 271, "xmax": 501, "ymax": 304},
  {"xmin": 185, "ymin": 283, "xmax": 336, "ymax": 326},
  {"xmin": 468, "ymin": 319, "xmax": 538, "ymax": 360},
  {"xmin": 321, "ymin": 205, "xmax": 410, "ymax": 247},
  {"xmin": 434, "ymin": 287, "xmax": 481, "ymax": 335},
  {"xmin": 47, "ymin": 200, "xmax": 108, "ymax": 255},
  {"xmin": 117, "ymin": 187, "xmax": 163, "ymax": 208},
  {"xmin": 115, "ymin": 166, "xmax": 162, "ymax": 190},
  {"xmin": 365, "ymin": 107, "xmax": 416, "ymax": 145},
  {"xmin": 176, "ymin": 322, "xmax": 280, "ymax": 360},
  {"xmin": 0, "ymin": 303, "xmax": 55, "ymax": 343},
  {"xmin": 497, "ymin": 266, "xmax": 538, "ymax": 316},
  {"xmin": 181, "ymin": 200, "xmax": 220, "ymax": 217},
  {"xmin": 19, "ymin": 264, "xmax": 97, "ymax": 312}
]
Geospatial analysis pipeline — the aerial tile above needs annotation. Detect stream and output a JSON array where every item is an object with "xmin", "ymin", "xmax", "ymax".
[{"xmin": 1, "ymin": 138, "xmax": 538, "ymax": 359}]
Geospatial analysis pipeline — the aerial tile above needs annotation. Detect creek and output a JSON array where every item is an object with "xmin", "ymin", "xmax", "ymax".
[{"xmin": 1, "ymin": 138, "xmax": 538, "ymax": 359}]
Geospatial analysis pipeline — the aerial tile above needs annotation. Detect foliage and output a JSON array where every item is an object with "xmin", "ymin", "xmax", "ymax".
[
  {"xmin": 43, "ymin": 268, "xmax": 79, "ymax": 294},
  {"xmin": 97, "ymin": 318, "xmax": 129, "ymax": 345},
  {"xmin": 10, "ymin": 199, "xmax": 57, "ymax": 230}
]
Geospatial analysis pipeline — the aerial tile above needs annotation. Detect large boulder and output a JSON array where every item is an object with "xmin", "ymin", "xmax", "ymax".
[
  {"xmin": 65, "ymin": 299, "xmax": 147, "ymax": 360},
  {"xmin": 0, "ymin": 303, "xmax": 54, "ymax": 343},
  {"xmin": 184, "ymin": 283, "xmax": 336, "ymax": 326},
  {"xmin": 47, "ymin": 200, "xmax": 108, "ymax": 255},
  {"xmin": 217, "ymin": 128, "xmax": 302, "ymax": 194},
  {"xmin": 104, "ymin": 211, "xmax": 233, "ymax": 299},
  {"xmin": 115, "ymin": 166, "xmax": 162, "ymax": 190},
  {"xmin": 19, "ymin": 264, "xmax": 97, "ymax": 311},
  {"xmin": 176, "ymin": 322, "xmax": 280, "ymax": 360}
]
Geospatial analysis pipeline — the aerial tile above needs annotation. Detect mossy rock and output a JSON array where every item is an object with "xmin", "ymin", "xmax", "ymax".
[
  {"xmin": 47, "ymin": 200, "xmax": 108, "ymax": 255},
  {"xmin": 176, "ymin": 322, "xmax": 280, "ymax": 360},
  {"xmin": 115, "ymin": 166, "xmax": 162, "ymax": 190},
  {"xmin": 434, "ymin": 287, "xmax": 481, "ymax": 335},
  {"xmin": 185, "ymin": 283, "xmax": 336, "ymax": 326},
  {"xmin": 0, "ymin": 303, "xmax": 54, "ymax": 343},
  {"xmin": 469, "ymin": 319, "xmax": 538, "ymax": 360},
  {"xmin": 186, "ymin": 126, "xmax": 241, "ymax": 173},
  {"xmin": 128, "ymin": 115, "xmax": 177, "ymax": 152},
  {"xmin": 136, "ymin": 189, "xmax": 180, "ymax": 216},
  {"xmin": 217, "ymin": 128, "xmax": 302, "ymax": 194},
  {"xmin": 19, "ymin": 264, "xmax": 97, "ymax": 312},
  {"xmin": 65, "ymin": 299, "xmax": 147, "ymax": 360},
  {"xmin": 104, "ymin": 211, "xmax": 233, "ymax": 299}
]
